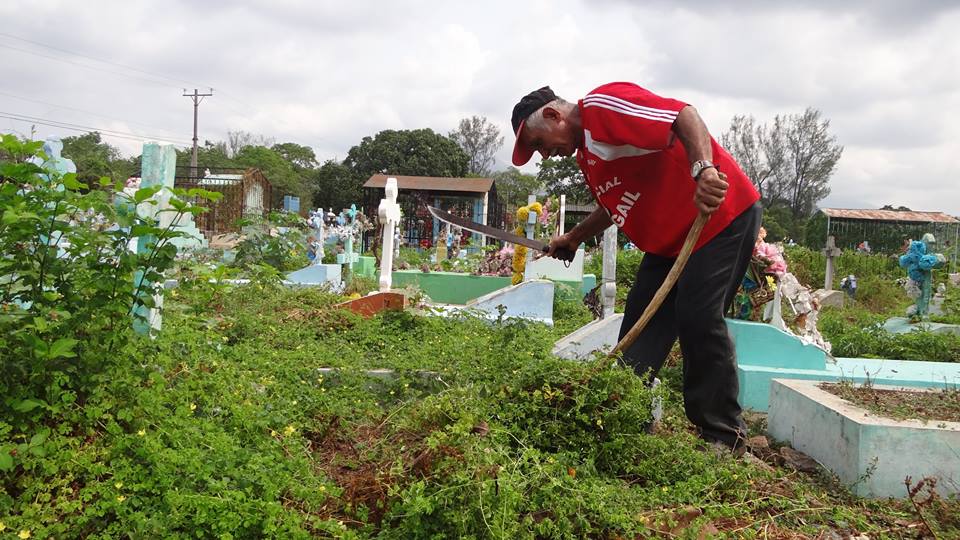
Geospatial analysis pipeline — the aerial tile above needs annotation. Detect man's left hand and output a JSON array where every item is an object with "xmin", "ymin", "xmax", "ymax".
[{"xmin": 694, "ymin": 169, "xmax": 728, "ymax": 215}]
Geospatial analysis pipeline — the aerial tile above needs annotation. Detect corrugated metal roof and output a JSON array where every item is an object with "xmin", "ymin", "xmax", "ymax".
[
  {"xmin": 363, "ymin": 174, "xmax": 494, "ymax": 193},
  {"xmin": 821, "ymin": 208, "xmax": 959, "ymax": 223}
]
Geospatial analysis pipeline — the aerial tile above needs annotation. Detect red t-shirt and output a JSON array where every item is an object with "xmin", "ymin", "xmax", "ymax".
[{"xmin": 576, "ymin": 82, "xmax": 759, "ymax": 257}]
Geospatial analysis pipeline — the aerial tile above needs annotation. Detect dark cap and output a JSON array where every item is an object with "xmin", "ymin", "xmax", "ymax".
[{"xmin": 511, "ymin": 86, "xmax": 557, "ymax": 166}]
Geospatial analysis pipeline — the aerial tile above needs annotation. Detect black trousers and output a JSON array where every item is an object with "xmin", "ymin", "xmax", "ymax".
[{"xmin": 618, "ymin": 203, "xmax": 762, "ymax": 449}]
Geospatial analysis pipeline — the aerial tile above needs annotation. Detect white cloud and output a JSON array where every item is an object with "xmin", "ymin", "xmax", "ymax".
[{"xmin": 0, "ymin": 0, "xmax": 957, "ymax": 214}]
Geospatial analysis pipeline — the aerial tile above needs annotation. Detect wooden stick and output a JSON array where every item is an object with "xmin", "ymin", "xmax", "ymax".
[{"xmin": 606, "ymin": 212, "xmax": 709, "ymax": 362}]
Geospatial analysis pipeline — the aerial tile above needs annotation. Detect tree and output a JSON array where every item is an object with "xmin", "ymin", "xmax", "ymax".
[
  {"xmin": 721, "ymin": 107, "xmax": 842, "ymax": 218},
  {"xmin": 271, "ymin": 142, "xmax": 318, "ymax": 170},
  {"xmin": 235, "ymin": 145, "xmax": 310, "ymax": 204},
  {"xmin": 175, "ymin": 140, "xmax": 236, "ymax": 170},
  {"xmin": 344, "ymin": 129, "xmax": 469, "ymax": 180},
  {"xmin": 60, "ymin": 132, "xmax": 133, "ymax": 184},
  {"xmin": 312, "ymin": 160, "xmax": 361, "ymax": 212},
  {"xmin": 537, "ymin": 156, "xmax": 591, "ymax": 204},
  {"xmin": 782, "ymin": 108, "xmax": 843, "ymax": 218},
  {"xmin": 226, "ymin": 131, "xmax": 275, "ymax": 158},
  {"xmin": 448, "ymin": 116, "xmax": 504, "ymax": 176},
  {"xmin": 492, "ymin": 167, "xmax": 542, "ymax": 208},
  {"xmin": 720, "ymin": 115, "xmax": 786, "ymax": 204}
]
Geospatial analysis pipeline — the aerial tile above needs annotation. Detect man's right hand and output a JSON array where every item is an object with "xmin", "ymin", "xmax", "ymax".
[{"xmin": 546, "ymin": 232, "xmax": 579, "ymax": 259}]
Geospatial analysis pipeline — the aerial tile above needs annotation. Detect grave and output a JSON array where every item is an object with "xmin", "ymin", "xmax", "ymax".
[
  {"xmin": 553, "ymin": 225, "xmax": 620, "ymax": 359},
  {"xmin": 768, "ymin": 379, "xmax": 960, "ymax": 498},
  {"xmin": 429, "ymin": 279, "xmax": 555, "ymax": 326}
]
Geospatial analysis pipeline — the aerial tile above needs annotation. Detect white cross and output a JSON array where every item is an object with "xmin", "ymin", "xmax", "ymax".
[{"xmin": 378, "ymin": 177, "xmax": 402, "ymax": 291}]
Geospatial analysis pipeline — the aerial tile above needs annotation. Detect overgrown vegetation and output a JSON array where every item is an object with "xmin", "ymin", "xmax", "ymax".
[
  {"xmin": 5, "ymin": 282, "xmax": 958, "ymax": 537},
  {"xmin": 822, "ymin": 381, "xmax": 960, "ymax": 422}
]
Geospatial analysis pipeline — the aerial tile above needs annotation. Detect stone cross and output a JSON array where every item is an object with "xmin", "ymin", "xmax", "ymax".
[
  {"xmin": 601, "ymin": 225, "xmax": 618, "ymax": 318},
  {"xmin": 29, "ymin": 138, "xmax": 77, "ymax": 255},
  {"xmin": 899, "ymin": 234, "xmax": 947, "ymax": 318},
  {"xmin": 523, "ymin": 194, "xmax": 537, "ymax": 280},
  {"xmin": 821, "ymin": 235, "xmax": 842, "ymax": 290},
  {"xmin": 377, "ymin": 177, "xmax": 402, "ymax": 291},
  {"xmin": 132, "ymin": 143, "xmax": 177, "ymax": 336}
]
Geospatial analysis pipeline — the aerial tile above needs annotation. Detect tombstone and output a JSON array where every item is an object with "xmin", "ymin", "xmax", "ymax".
[
  {"xmin": 377, "ymin": 177, "xmax": 402, "ymax": 291},
  {"xmin": 132, "ymin": 143, "xmax": 177, "ymax": 335},
  {"xmin": 283, "ymin": 195, "xmax": 300, "ymax": 213},
  {"xmin": 28, "ymin": 138, "xmax": 77, "ymax": 255},
  {"xmin": 601, "ymin": 225, "xmax": 617, "ymax": 318},
  {"xmin": 821, "ymin": 235, "xmax": 842, "ymax": 290},
  {"xmin": 899, "ymin": 234, "xmax": 947, "ymax": 318},
  {"xmin": 307, "ymin": 209, "xmax": 325, "ymax": 264},
  {"xmin": 29, "ymin": 137, "xmax": 77, "ymax": 180},
  {"xmin": 523, "ymin": 195, "xmax": 538, "ymax": 281}
]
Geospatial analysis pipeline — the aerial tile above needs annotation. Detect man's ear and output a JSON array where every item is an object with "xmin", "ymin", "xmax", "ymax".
[{"xmin": 542, "ymin": 106, "xmax": 562, "ymax": 124}]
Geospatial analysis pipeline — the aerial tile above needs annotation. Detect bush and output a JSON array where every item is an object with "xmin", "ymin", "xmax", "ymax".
[
  {"xmin": 0, "ymin": 135, "xmax": 217, "ymax": 431},
  {"xmin": 232, "ymin": 213, "xmax": 310, "ymax": 272}
]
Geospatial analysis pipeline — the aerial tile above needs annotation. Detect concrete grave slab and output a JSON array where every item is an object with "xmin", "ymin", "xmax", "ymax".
[
  {"xmin": 286, "ymin": 263, "xmax": 343, "ymax": 288},
  {"xmin": 431, "ymin": 279, "xmax": 555, "ymax": 326},
  {"xmin": 768, "ymin": 379, "xmax": 960, "ymax": 498},
  {"xmin": 553, "ymin": 314, "xmax": 623, "ymax": 360}
]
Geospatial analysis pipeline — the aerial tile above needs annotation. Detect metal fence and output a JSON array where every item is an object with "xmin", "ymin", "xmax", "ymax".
[
  {"xmin": 362, "ymin": 188, "xmax": 506, "ymax": 250},
  {"xmin": 173, "ymin": 167, "xmax": 272, "ymax": 238}
]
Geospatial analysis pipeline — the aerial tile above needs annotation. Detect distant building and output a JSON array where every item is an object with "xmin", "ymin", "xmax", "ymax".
[
  {"xmin": 362, "ymin": 174, "xmax": 505, "ymax": 249},
  {"xmin": 174, "ymin": 167, "xmax": 272, "ymax": 238}
]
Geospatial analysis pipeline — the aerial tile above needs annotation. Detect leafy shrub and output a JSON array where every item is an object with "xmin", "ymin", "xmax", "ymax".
[
  {"xmin": 0, "ymin": 135, "xmax": 217, "ymax": 430},
  {"xmin": 232, "ymin": 213, "xmax": 309, "ymax": 271}
]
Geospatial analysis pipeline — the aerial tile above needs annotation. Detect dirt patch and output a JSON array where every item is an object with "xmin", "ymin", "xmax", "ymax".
[{"xmin": 820, "ymin": 382, "xmax": 960, "ymax": 422}]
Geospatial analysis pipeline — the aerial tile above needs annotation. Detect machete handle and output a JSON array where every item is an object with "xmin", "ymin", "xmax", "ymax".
[{"xmin": 544, "ymin": 245, "xmax": 577, "ymax": 262}]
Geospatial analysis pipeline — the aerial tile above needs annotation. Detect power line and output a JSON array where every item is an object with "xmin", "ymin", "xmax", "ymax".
[
  {"xmin": 0, "ymin": 31, "xmax": 209, "ymax": 89},
  {"xmin": 0, "ymin": 111, "xmax": 192, "ymax": 146},
  {"xmin": 0, "ymin": 90, "xmax": 187, "ymax": 139},
  {"xmin": 0, "ymin": 44, "xmax": 179, "ymax": 88}
]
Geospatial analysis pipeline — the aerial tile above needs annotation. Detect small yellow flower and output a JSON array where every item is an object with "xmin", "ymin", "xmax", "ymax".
[
  {"xmin": 190, "ymin": 403, "xmax": 197, "ymax": 411},
  {"xmin": 270, "ymin": 430, "xmax": 278, "ymax": 437},
  {"xmin": 516, "ymin": 206, "xmax": 530, "ymax": 221},
  {"xmin": 116, "ymin": 495, "xmax": 126, "ymax": 503},
  {"xmin": 0, "ymin": 521, "xmax": 5, "ymax": 531},
  {"xmin": 137, "ymin": 429, "xmax": 146, "ymax": 436},
  {"xmin": 19, "ymin": 530, "xmax": 31, "ymax": 539},
  {"xmin": 115, "ymin": 482, "xmax": 123, "ymax": 489},
  {"xmin": 283, "ymin": 425, "xmax": 296, "ymax": 436},
  {"xmin": 529, "ymin": 202, "xmax": 543, "ymax": 215}
]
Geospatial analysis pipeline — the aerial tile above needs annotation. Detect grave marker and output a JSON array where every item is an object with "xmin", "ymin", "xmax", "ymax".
[
  {"xmin": 821, "ymin": 235, "xmax": 841, "ymax": 290},
  {"xmin": 601, "ymin": 225, "xmax": 617, "ymax": 318},
  {"xmin": 377, "ymin": 177, "xmax": 402, "ymax": 291}
]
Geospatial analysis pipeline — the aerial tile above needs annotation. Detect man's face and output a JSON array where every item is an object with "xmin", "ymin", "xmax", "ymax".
[{"xmin": 521, "ymin": 108, "xmax": 579, "ymax": 160}]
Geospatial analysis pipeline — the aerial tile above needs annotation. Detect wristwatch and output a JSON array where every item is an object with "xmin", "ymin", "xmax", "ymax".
[{"xmin": 691, "ymin": 159, "xmax": 716, "ymax": 180}]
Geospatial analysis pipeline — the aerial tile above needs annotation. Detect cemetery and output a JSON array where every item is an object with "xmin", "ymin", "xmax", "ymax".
[{"xmin": 3, "ymin": 132, "xmax": 960, "ymax": 538}]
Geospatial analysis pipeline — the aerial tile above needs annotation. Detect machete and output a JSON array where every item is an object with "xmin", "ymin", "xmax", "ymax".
[{"xmin": 426, "ymin": 206, "xmax": 576, "ymax": 262}]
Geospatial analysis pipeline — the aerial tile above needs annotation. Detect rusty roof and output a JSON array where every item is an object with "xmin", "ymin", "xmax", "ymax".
[
  {"xmin": 363, "ymin": 174, "xmax": 494, "ymax": 193},
  {"xmin": 821, "ymin": 208, "xmax": 959, "ymax": 223}
]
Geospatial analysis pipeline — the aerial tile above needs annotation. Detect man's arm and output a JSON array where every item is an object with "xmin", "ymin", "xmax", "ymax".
[
  {"xmin": 673, "ymin": 105, "xmax": 728, "ymax": 215},
  {"xmin": 547, "ymin": 207, "xmax": 612, "ymax": 257}
]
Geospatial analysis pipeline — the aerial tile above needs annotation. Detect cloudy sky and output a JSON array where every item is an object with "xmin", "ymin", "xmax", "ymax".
[{"xmin": 2, "ymin": 0, "xmax": 958, "ymax": 214}]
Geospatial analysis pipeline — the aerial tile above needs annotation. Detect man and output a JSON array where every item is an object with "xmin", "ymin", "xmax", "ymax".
[{"xmin": 510, "ymin": 83, "xmax": 761, "ymax": 451}]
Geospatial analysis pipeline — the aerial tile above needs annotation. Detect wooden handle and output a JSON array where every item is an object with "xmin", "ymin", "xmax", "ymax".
[{"xmin": 605, "ymin": 213, "xmax": 709, "ymax": 362}]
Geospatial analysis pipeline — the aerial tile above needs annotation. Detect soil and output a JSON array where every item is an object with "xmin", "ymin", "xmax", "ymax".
[{"xmin": 820, "ymin": 382, "xmax": 960, "ymax": 423}]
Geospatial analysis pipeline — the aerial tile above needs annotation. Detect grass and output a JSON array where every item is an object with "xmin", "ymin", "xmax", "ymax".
[{"xmin": 4, "ymin": 283, "xmax": 959, "ymax": 538}]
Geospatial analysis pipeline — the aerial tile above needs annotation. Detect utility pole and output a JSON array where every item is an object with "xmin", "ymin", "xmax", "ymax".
[{"xmin": 183, "ymin": 88, "xmax": 213, "ymax": 178}]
